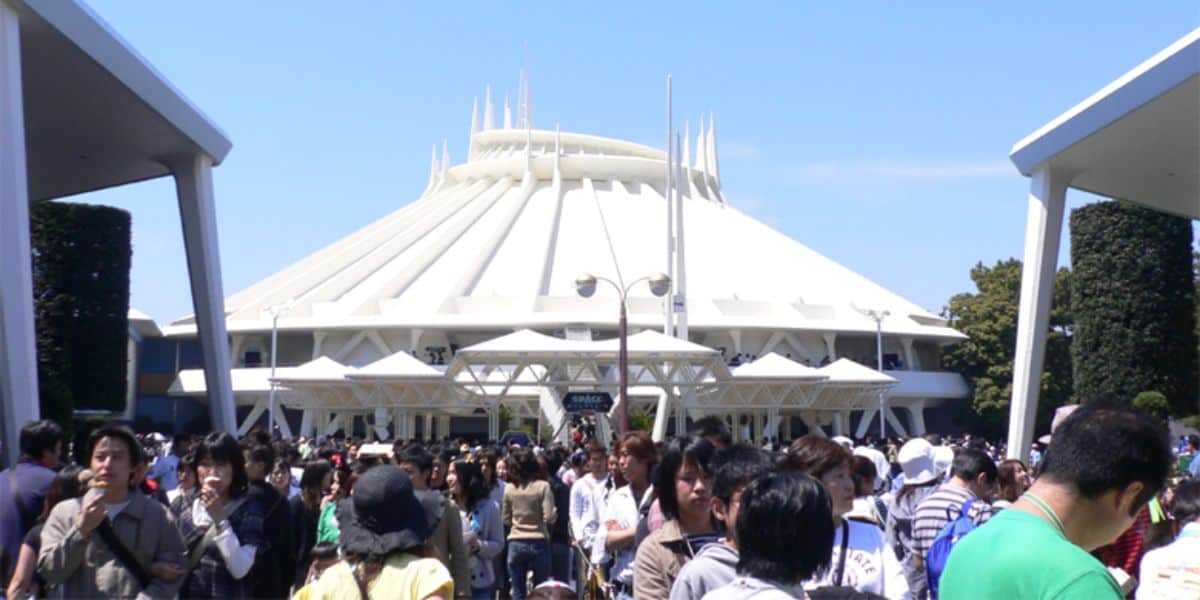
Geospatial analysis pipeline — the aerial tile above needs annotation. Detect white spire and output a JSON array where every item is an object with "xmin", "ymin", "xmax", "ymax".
[
  {"xmin": 426, "ymin": 144, "xmax": 440, "ymax": 191},
  {"xmin": 503, "ymin": 93, "xmax": 512, "ymax": 130},
  {"xmin": 441, "ymin": 139, "xmax": 450, "ymax": 177},
  {"xmin": 468, "ymin": 97, "xmax": 479, "ymax": 160},
  {"xmin": 695, "ymin": 117, "xmax": 707, "ymax": 175},
  {"xmin": 682, "ymin": 121, "xmax": 692, "ymax": 172},
  {"xmin": 484, "ymin": 86, "xmax": 494, "ymax": 131},
  {"xmin": 517, "ymin": 68, "xmax": 527, "ymax": 129},
  {"xmin": 708, "ymin": 112, "xmax": 720, "ymax": 187}
]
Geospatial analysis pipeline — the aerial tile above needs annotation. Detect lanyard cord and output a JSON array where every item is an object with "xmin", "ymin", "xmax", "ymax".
[{"xmin": 1024, "ymin": 492, "xmax": 1066, "ymax": 537}]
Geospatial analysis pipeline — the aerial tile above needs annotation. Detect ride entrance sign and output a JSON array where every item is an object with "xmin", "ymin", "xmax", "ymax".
[{"xmin": 563, "ymin": 391, "xmax": 614, "ymax": 412}]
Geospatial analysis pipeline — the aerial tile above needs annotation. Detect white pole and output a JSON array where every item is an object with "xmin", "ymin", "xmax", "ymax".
[
  {"xmin": 876, "ymin": 316, "xmax": 884, "ymax": 440},
  {"xmin": 674, "ymin": 131, "xmax": 688, "ymax": 342},
  {"xmin": 665, "ymin": 74, "xmax": 675, "ymax": 337},
  {"xmin": 269, "ymin": 310, "xmax": 279, "ymax": 436}
]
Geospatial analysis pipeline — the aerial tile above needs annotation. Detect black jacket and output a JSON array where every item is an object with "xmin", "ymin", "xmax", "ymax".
[{"xmin": 245, "ymin": 480, "xmax": 294, "ymax": 599}]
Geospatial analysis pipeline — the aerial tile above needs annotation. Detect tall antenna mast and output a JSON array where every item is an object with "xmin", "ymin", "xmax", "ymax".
[{"xmin": 665, "ymin": 74, "xmax": 675, "ymax": 337}]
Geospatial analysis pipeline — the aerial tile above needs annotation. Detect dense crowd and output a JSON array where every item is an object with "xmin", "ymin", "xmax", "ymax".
[{"xmin": 0, "ymin": 404, "xmax": 1196, "ymax": 599}]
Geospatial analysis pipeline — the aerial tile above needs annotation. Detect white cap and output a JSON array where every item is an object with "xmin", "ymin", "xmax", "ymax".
[
  {"xmin": 933, "ymin": 446, "xmax": 955, "ymax": 477},
  {"xmin": 897, "ymin": 438, "xmax": 938, "ymax": 485}
]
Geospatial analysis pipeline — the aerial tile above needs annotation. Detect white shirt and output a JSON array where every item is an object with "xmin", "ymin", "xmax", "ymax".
[
  {"xmin": 1136, "ymin": 522, "xmax": 1200, "ymax": 600},
  {"xmin": 804, "ymin": 519, "xmax": 910, "ymax": 600},
  {"xmin": 569, "ymin": 473, "xmax": 605, "ymax": 548},
  {"xmin": 190, "ymin": 497, "xmax": 258, "ymax": 579},
  {"xmin": 591, "ymin": 484, "xmax": 651, "ymax": 585}
]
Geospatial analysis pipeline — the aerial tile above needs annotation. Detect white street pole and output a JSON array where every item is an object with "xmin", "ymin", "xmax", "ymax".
[
  {"xmin": 269, "ymin": 310, "xmax": 279, "ymax": 437},
  {"xmin": 876, "ymin": 316, "xmax": 884, "ymax": 440}
]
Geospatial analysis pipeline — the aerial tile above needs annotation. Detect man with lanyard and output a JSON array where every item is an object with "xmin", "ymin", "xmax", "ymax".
[
  {"xmin": 569, "ymin": 441, "xmax": 608, "ymax": 556},
  {"xmin": 0, "ymin": 420, "xmax": 62, "ymax": 583},
  {"xmin": 939, "ymin": 404, "xmax": 1173, "ymax": 599}
]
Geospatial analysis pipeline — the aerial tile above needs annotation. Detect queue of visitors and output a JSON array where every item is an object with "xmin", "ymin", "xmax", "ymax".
[{"xmin": 0, "ymin": 402, "xmax": 1195, "ymax": 599}]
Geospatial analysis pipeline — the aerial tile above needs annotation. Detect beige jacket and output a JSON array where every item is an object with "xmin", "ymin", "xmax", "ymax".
[
  {"xmin": 421, "ymin": 492, "xmax": 470, "ymax": 598},
  {"xmin": 501, "ymin": 480, "xmax": 556, "ymax": 541},
  {"xmin": 633, "ymin": 519, "xmax": 695, "ymax": 600},
  {"xmin": 38, "ymin": 490, "xmax": 186, "ymax": 599}
]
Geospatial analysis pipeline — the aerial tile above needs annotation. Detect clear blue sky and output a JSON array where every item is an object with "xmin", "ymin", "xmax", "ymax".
[{"xmin": 73, "ymin": 1, "xmax": 1200, "ymax": 324}]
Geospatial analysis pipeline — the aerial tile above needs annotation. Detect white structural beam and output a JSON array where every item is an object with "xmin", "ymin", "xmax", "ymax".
[
  {"xmin": 0, "ymin": 2, "xmax": 39, "ymax": 466},
  {"xmin": 1007, "ymin": 167, "xmax": 1069, "ymax": 458},
  {"xmin": 171, "ymin": 154, "xmax": 237, "ymax": 434}
]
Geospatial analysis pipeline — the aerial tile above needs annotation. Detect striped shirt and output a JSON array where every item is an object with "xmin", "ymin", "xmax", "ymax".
[{"xmin": 911, "ymin": 484, "xmax": 992, "ymax": 559}]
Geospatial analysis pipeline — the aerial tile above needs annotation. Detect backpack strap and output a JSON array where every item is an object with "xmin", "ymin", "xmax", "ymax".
[
  {"xmin": 94, "ymin": 518, "xmax": 152, "ymax": 590},
  {"xmin": 833, "ymin": 520, "xmax": 850, "ymax": 586}
]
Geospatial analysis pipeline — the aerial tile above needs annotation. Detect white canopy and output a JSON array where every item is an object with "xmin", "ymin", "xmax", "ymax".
[
  {"xmin": 818, "ymin": 359, "xmax": 899, "ymax": 385},
  {"xmin": 169, "ymin": 367, "xmax": 287, "ymax": 397},
  {"xmin": 271, "ymin": 356, "xmax": 356, "ymax": 384},
  {"xmin": 732, "ymin": 352, "xmax": 827, "ymax": 381},
  {"xmin": 348, "ymin": 351, "xmax": 445, "ymax": 380}
]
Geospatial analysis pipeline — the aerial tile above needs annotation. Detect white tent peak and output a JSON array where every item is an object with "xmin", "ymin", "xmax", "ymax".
[
  {"xmin": 818, "ymin": 358, "xmax": 897, "ymax": 384},
  {"xmin": 351, "ymin": 351, "xmax": 443, "ymax": 379},
  {"xmin": 733, "ymin": 352, "xmax": 826, "ymax": 380}
]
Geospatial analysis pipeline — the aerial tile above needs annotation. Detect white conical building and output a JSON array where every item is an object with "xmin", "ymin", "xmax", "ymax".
[{"xmin": 161, "ymin": 86, "xmax": 968, "ymax": 442}]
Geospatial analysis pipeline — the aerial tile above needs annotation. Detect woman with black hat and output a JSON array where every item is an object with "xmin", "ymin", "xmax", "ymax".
[{"xmin": 303, "ymin": 464, "xmax": 453, "ymax": 599}]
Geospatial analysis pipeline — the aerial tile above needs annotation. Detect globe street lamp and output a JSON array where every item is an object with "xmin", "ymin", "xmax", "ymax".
[
  {"xmin": 575, "ymin": 272, "xmax": 672, "ymax": 435},
  {"xmin": 866, "ymin": 309, "xmax": 891, "ymax": 440}
]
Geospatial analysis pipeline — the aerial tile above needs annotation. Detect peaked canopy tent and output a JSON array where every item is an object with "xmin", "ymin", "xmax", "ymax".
[
  {"xmin": 345, "ymin": 351, "xmax": 465, "ymax": 441},
  {"xmin": 1006, "ymin": 27, "xmax": 1200, "ymax": 458},
  {"xmin": 0, "ymin": 0, "xmax": 237, "ymax": 463}
]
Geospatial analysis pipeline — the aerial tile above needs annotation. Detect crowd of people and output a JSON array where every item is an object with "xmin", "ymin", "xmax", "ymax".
[{"xmin": 0, "ymin": 404, "xmax": 1196, "ymax": 599}]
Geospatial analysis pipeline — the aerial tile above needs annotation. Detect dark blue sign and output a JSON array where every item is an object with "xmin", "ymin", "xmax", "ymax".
[{"xmin": 563, "ymin": 391, "xmax": 614, "ymax": 412}]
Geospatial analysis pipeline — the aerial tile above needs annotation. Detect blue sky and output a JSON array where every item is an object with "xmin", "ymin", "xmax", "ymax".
[{"xmin": 74, "ymin": 1, "xmax": 1200, "ymax": 324}]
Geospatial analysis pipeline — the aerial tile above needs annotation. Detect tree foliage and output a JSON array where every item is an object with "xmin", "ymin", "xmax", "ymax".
[
  {"xmin": 941, "ymin": 259, "xmax": 1074, "ymax": 439},
  {"xmin": 1070, "ymin": 201, "xmax": 1198, "ymax": 415},
  {"xmin": 1132, "ymin": 391, "xmax": 1171, "ymax": 421},
  {"xmin": 31, "ymin": 201, "xmax": 132, "ymax": 427}
]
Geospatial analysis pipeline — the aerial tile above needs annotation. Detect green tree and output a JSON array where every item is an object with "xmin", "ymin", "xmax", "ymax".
[
  {"xmin": 941, "ymin": 259, "xmax": 1074, "ymax": 439},
  {"xmin": 1132, "ymin": 391, "xmax": 1171, "ymax": 421},
  {"xmin": 30, "ymin": 201, "xmax": 132, "ymax": 429},
  {"xmin": 1070, "ymin": 201, "xmax": 1198, "ymax": 415}
]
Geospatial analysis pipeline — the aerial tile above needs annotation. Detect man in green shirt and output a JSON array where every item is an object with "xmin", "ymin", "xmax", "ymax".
[{"xmin": 940, "ymin": 404, "xmax": 1172, "ymax": 600}]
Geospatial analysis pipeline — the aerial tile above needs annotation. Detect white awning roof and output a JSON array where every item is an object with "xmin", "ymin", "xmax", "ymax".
[
  {"xmin": 348, "ymin": 351, "xmax": 445, "ymax": 380},
  {"xmin": 1010, "ymin": 27, "xmax": 1199, "ymax": 219},
  {"xmin": 169, "ymin": 367, "xmax": 287, "ymax": 396},
  {"xmin": 732, "ymin": 353, "xmax": 827, "ymax": 381},
  {"xmin": 271, "ymin": 357, "xmax": 355, "ymax": 384},
  {"xmin": 818, "ymin": 359, "xmax": 898, "ymax": 385}
]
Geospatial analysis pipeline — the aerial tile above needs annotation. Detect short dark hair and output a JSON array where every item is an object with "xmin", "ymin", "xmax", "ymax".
[
  {"xmin": 1187, "ymin": 435, "xmax": 1200, "ymax": 451},
  {"xmin": 1039, "ymin": 403, "xmax": 1172, "ymax": 511},
  {"xmin": 507, "ymin": 447, "xmax": 541, "ymax": 487},
  {"xmin": 246, "ymin": 444, "xmax": 275, "ymax": 470},
  {"xmin": 850, "ymin": 455, "xmax": 878, "ymax": 496},
  {"xmin": 396, "ymin": 444, "xmax": 434, "ymax": 474},
  {"xmin": 710, "ymin": 444, "xmax": 775, "ymax": 503},
  {"xmin": 1170, "ymin": 480, "xmax": 1200, "ymax": 524},
  {"xmin": 656, "ymin": 436, "xmax": 716, "ymax": 521},
  {"xmin": 194, "ymin": 432, "xmax": 249, "ymax": 498},
  {"xmin": 951, "ymin": 448, "xmax": 998, "ymax": 484},
  {"xmin": 585, "ymin": 440, "xmax": 607, "ymax": 457},
  {"xmin": 87, "ymin": 425, "xmax": 144, "ymax": 468},
  {"xmin": 690, "ymin": 416, "xmax": 733, "ymax": 448},
  {"xmin": 452, "ymin": 459, "xmax": 489, "ymax": 510},
  {"xmin": 736, "ymin": 472, "xmax": 833, "ymax": 584},
  {"xmin": 543, "ymin": 446, "xmax": 565, "ymax": 476},
  {"xmin": 785, "ymin": 435, "xmax": 852, "ymax": 479},
  {"xmin": 20, "ymin": 420, "xmax": 63, "ymax": 460}
]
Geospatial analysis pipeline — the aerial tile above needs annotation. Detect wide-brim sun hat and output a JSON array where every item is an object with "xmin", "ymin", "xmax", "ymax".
[
  {"xmin": 337, "ymin": 465, "xmax": 430, "ymax": 556},
  {"xmin": 932, "ymin": 446, "xmax": 954, "ymax": 477},
  {"xmin": 897, "ymin": 438, "xmax": 938, "ymax": 485}
]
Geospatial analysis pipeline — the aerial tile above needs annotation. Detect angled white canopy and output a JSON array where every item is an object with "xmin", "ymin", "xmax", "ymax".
[
  {"xmin": 732, "ymin": 352, "xmax": 827, "ymax": 381},
  {"xmin": 819, "ymin": 358, "xmax": 899, "ymax": 385},
  {"xmin": 348, "ymin": 351, "xmax": 445, "ymax": 380},
  {"xmin": 271, "ymin": 356, "xmax": 356, "ymax": 384}
]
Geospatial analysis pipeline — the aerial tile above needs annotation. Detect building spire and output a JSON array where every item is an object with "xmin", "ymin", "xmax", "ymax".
[
  {"xmin": 484, "ymin": 86, "xmax": 494, "ymax": 131},
  {"xmin": 553, "ymin": 123, "xmax": 562, "ymax": 184},
  {"xmin": 503, "ymin": 93, "xmax": 512, "ymax": 129},
  {"xmin": 441, "ymin": 139, "xmax": 450, "ymax": 178},
  {"xmin": 426, "ymin": 144, "xmax": 440, "ymax": 192},
  {"xmin": 524, "ymin": 124, "xmax": 533, "ymax": 177},
  {"xmin": 695, "ymin": 117, "xmax": 707, "ymax": 175},
  {"xmin": 682, "ymin": 120, "xmax": 691, "ymax": 172},
  {"xmin": 708, "ymin": 111, "xmax": 720, "ymax": 188}
]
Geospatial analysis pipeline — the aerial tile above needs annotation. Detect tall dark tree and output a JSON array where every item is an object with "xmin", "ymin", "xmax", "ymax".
[
  {"xmin": 30, "ymin": 201, "xmax": 132, "ymax": 427},
  {"xmin": 942, "ymin": 259, "xmax": 1073, "ymax": 439},
  {"xmin": 1070, "ymin": 200, "xmax": 1197, "ymax": 415}
]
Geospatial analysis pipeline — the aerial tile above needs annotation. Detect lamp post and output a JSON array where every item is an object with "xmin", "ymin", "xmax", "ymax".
[
  {"xmin": 266, "ymin": 301, "xmax": 295, "ymax": 438},
  {"xmin": 575, "ymin": 272, "xmax": 671, "ymax": 436},
  {"xmin": 866, "ymin": 309, "xmax": 890, "ymax": 440}
]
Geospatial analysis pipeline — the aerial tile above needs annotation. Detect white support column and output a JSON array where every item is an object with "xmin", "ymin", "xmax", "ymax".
[
  {"xmin": 312, "ymin": 331, "xmax": 327, "ymax": 360},
  {"xmin": 1007, "ymin": 166, "xmax": 1069, "ymax": 459},
  {"xmin": 423, "ymin": 413, "xmax": 434, "ymax": 442},
  {"xmin": 237, "ymin": 398, "xmax": 268, "ymax": 436},
  {"xmin": 300, "ymin": 410, "xmax": 314, "ymax": 439},
  {"xmin": 906, "ymin": 401, "xmax": 927, "ymax": 436},
  {"xmin": 854, "ymin": 408, "xmax": 878, "ymax": 439},
  {"xmin": 832, "ymin": 412, "xmax": 845, "ymax": 436},
  {"xmin": 901, "ymin": 337, "xmax": 917, "ymax": 371},
  {"xmin": 674, "ymin": 400, "xmax": 688, "ymax": 437},
  {"xmin": 883, "ymin": 406, "xmax": 908, "ymax": 437},
  {"xmin": 170, "ymin": 153, "xmax": 237, "ymax": 434},
  {"xmin": 0, "ymin": 4, "xmax": 39, "ymax": 467},
  {"xmin": 822, "ymin": 333, "xmax": 837, "ymax": 361},
  {"xmin": 781, "ymin": 414, "xmax": 793, "ymax": 441},
  {"xmin": 651, "ymin": 389, "xmax": 671, "ymax": 442}
]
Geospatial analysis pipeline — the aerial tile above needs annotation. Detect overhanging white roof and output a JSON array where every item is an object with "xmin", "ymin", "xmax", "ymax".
[
  {"xmin": 348, "ymin": 351, "xmax": 445, "ymax": 380},
  {"xmin": 1010, "ymin": 27, "xmax": 1199, "ymax": 219},
  {"xmin": 732, "ymin": 352, "xmax": 827, "ymax": 381},
  {"xmin": 169, "ymin": 367, "xmax": 285, "ymax": 397},
  {"xmin": 271, "ymin": 356, "xmax": 355, "ymax": 384},
  {"xmin": 818, "ymin": 358, "xmax": 898, "ymax": 385},
  {"xmin": 9, "ymin": 0, "xmax": 232, "ymax": 200}
]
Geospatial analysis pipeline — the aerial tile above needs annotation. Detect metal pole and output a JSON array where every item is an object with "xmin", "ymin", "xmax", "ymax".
[
  {"xmin": 619, "ymin": 299, "xmax": 629, "ymax": 436},
  {"xmin": 665, "ymin": 74, "xmax": 674, "ymax": 337},
  {"xmin": 875, "ymin": 316, "xmax": 885, "ymax": 440},
  {"xmin": 269, "ymin": 311, "xmax": 279, "ymax": 436}
]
